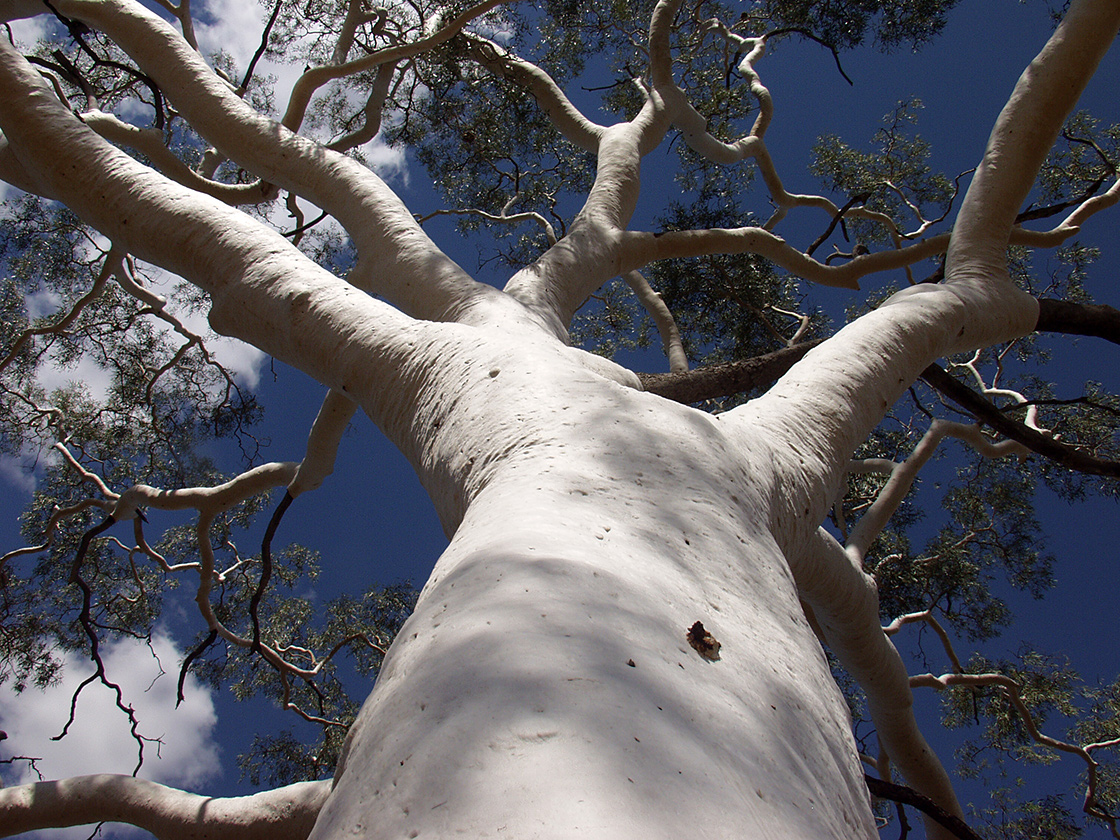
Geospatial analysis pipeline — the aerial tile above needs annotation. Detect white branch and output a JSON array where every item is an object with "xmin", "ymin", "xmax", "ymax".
[
  {"xmin": 947, "ymin": 0, "xmax": 1120, "ymax": 279},
  {"xmin": 0, "ymin": 36, "xmax": 426, "ymax": 398},
  {"xmin": 289, "ymin": 389, "xmax": 359, "ymax": 497},
  {"xmin": 0, "ymin": 775, "xmax": 331, "ymax": 840},
  {"xmin": 281, "ymin": 0, "xmax": 513, "ymax": 133},
  {"xmin": 621, "ymin": 270, "xmax": 688, "ymax": 372},
  {"xmin": 460, "ymin": 31, "xmax": 605, "ymax": 153},
  {"xmin": 847, "ymin": 419, "xmax": 1027, "ymax": 564},
  {"xmin": 81, "ymin": 110, "xmax": 274, "ymax": 205},
  {"xmin": 913, "ymin": 672, "xmax": 1119, "ymax": 836},
  {"xmin": 39, "ymin": 0, "xmax": 497, "ymax": 324},
  {"xmin": 110, "ymin": 462, "xmax": 296, "ymax": 524},
  {"xmin": 789, "ymin": 527, "xmax": 962, "ymax": 840}
]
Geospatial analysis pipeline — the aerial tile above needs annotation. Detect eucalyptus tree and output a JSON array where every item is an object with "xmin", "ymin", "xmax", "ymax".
[{"xmin": 0, "ymin": 0, "xmax": 1119, "ymax": 838}]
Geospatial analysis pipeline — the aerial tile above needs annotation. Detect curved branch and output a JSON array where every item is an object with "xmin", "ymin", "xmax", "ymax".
[
  {"xmin": 459, "ymin": 31, "xmax": 604, "ymax": 153},
  {"xmin": 0, "ymin": 37, "xmax": 426, "ymax": 398},
  {"xmin": 864, "ymin": 775, "xmax": 983, "ymax": 840},
  {"xmin": 0, "ymin": 775, "xmax": 331, "ymax": 840},
  {"xmin": 846, "ymin": 419, "xmax": 1027, "ymax": 564},
  {"xmin": 912, "ymin": 671, "xmax": 1118, "ymax": 835},
  {"xmin": 42, "ymin": 0, "xmax": 498, "ymax": 324},
  {"xmin": 920, "ymin": 363, "xmax": 1120, "ymax": 478},
  {"xmin": 789, "ymin": 527, "xmax": 963, "ymax": 840},
  {"xmin": 621, "ymin": 270, "xmax": 688, "ymax": 372},
  {"xmin": 281, "ymin": 0, "xmax": 513, "ymax": 133},
  {"xmin": 81, "ymin": 110, "xmax": 274, "ymax": 205},
  {"xmin": 289, "ymin": 389, "xmax": 359, "ymax": 497},
  {"xmin": 110, "ymin": 462, "xmax": 298, "ymax": 521},
  {"xmin": 619, "ymin": 226, "xmax": 950, "ymax": 291},
  {"xmin": 638, "ymin": 339, "xmax": 823, "ymax": 402}
]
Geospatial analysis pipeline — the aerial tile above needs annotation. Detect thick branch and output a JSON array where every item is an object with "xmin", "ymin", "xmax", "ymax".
[
  {"xmin": 0, "ymin": 775, "xmax": 330, "ymax": 840},
  {"xmin": 947, "ymin": 0, "xmax": 1120, "ymax": 277},
  {"xmin": 0, "ymin": 37, "xmax": 424, "ymax": 399},
  {"xmin": 1037, "ymin": 297, "xmax": 1120, "ymax": 343},
  {"xmin": 789, "ymin": 527, "xmax": 962, "ymax": 839},
  {"xmin": 722, "ymin": 0, "xmax": 1119, "ymax": 558},
  {"xmin": 638, "ymin": 340, "xmax": 823, "ymax": 402},
  {"xmin": 33, "ymin": 0, "xmax": 498, "ymax": 324}
]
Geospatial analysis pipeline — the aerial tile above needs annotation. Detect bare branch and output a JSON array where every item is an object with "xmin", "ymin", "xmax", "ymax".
[
  {"xmin": 281, "ymin": 0, "xmax": 515, "ymax": 133},
  {"xmin": 38, "ymin": 0, "xmax": 496, "ymax": 323},
  {"xmin": 459, "ymin": 31, "xmax": 605, "ymax": 153},
  {"xmin": 789, "ymin": 527, "xmax": 963, "ymax": 839},
  {"xmin": 920, "ymin": 363, "xmax": 1120, "ymax": 478},
  {"xmin": 0, "ymin": 775, "xmax": 330, "ymax": 840},
  {"xmin": 913, "ymin": 671, "xmax": 1119, "ymax": 835},
  {"xmin": 621, "ymin": 270, "xmax": 688, "ymax": 373},
  {"xmin": 864, "ymin": 775, "xmax": 984, "ymax": 840},
  {"xmin": 846, "ymin": 419, "xmax": 1027, "ymax": 564},
  {"xmin": 638, "ymin": 339, "xmax": 823, "ymax": 402}
]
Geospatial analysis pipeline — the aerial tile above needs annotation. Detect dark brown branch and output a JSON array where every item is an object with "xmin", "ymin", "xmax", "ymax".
[
  {"xmin": 920, "ymin": 363, "xmax": 1120, "ymax": 478},
  {"xmin": 864, "ymin": 775, "xmax": 984, "ymax": 840},
  {"xmin": 177, "ymin": 628, "xmax": 217, "ymax": 707},
  {"xmin": 1016, "ymin": 176, "xmax": 1106, "ymax": 223},
  {"xmin": 638, "ymin": 340, "xmax": 823, "ymax": 403},
  {"xmin": 252, "ymin": 491, "xmax": 293, "ymax": 654},
  {"xmin": 808, "ymin": 191, "xmax": 872, "ymax": 257},
  {"xmin": 1037, "ymin": 298, "xmax": 1120, "ymax": 344},
  {"xmin": 761, "ymin": 27, "xmax": 854, "ymax": 86},
  {"xmin": 239, "ymin": 0, "xmax": 283, "ymax": 94},
  {"xmin": 60, "ymin": 515, "xmax": 153, "ymax": 775}
]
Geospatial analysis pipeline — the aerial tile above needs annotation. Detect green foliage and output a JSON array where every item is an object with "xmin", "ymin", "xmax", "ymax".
[
  {"xmin": 811, "ymin": 98, "xmax": 955, "ymax": 248},
  {"xmin": 745, "ymin": 0, "xmax": 962, "ymax": 51},
  {"xmin": 944, "ymin": 649, "xmax": 1078, "ymax": 771},
  {"xmin": 2, "ymin": 1, "xmax": 1119, "ymax": 834},
  {"xmin": 970, "ymin": 791, "xmax": 1081, "ymax": 840}
]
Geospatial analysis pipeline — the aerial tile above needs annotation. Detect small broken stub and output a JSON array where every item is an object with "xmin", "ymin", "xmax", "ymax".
[{"xmin": 686, "ymin": 621, "xmax": 721, "ymax": 661}]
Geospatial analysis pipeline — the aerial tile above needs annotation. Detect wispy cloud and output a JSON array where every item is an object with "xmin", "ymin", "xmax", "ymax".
[{"xmin": 0, "ymin": 632, "xmax": 220, "ymax": 792}]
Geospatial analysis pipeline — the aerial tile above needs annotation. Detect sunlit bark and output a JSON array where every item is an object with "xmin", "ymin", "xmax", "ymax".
[{"xmin": 0, "ymin": 0, "xmax": 1116, "ymax": 837}]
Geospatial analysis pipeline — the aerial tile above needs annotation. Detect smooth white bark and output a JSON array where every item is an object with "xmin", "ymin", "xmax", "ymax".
[
  {"xmin": 0, "ymin": 0, "xmax": 1116, "ymax": 837},
  {"xmin": 315, "ymin": 340, "xmax": 877, "ymax": 838}
]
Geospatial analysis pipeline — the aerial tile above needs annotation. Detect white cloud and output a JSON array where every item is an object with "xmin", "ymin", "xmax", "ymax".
[
  {"xmin": 0, "ymin": 633, "xmax": 220, "ymax": 796},
  {"xmin": 140, "ymin": 265, "xmax": 268, "ymax": 391},
  {"xmin": 192, "ymin": 0, "xmax": 273, "ymax": 70},
  {"xmin": 34, "ymin": 351, "xmax": 115, "ymax": 404},
  {"xmin": 0, "ymin": 450, "xmax": 42, "ymax": 496},
  {"xmin": 22, "ymin": 289, "xmax": 62, "ymax": 321},
  {"xmin": 8, "ymin": 16, "xmax": 48, "ymax": 50}
]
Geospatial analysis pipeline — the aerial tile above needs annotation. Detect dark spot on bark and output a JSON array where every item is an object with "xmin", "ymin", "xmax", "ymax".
[{"xmin": 686, "ymin": 621, "xmax": 721, "ymax": 661}]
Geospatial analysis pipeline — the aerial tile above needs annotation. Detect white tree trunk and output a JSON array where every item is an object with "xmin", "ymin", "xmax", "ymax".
[
  {"xmin": 0, "ymin": 0, "xmax": 1117, "ymax": 837},
  {"xmin": 316, "ymin": 337, "xmax": 877, "ymax": 839}
]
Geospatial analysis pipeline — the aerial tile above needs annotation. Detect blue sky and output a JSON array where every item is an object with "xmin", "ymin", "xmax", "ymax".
[{"xmin": 1, "ymin": 1, "xmax": 1119, "ymax": 837}]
